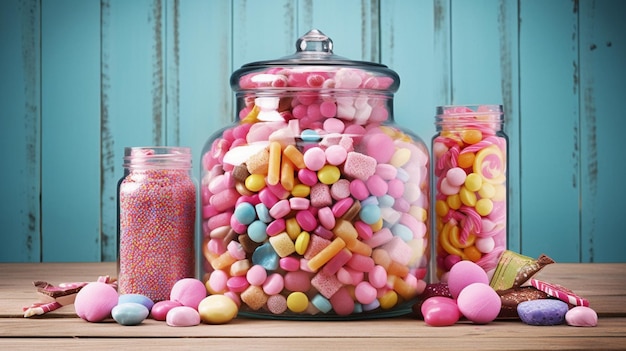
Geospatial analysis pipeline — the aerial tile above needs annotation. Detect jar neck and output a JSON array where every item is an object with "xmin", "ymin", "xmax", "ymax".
[
  {"xmin": 123, "ymin": 147, "xmax": 192, "ymax": 171},
  {"xmin": 435, "ymin": 105, "xmax": 503, "ymax": 133}
]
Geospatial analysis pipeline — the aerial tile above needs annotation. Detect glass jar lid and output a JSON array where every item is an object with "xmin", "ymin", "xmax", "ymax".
[{"xmin": 231, "ymin": 29, "xmax": 400, "ymax": 93}]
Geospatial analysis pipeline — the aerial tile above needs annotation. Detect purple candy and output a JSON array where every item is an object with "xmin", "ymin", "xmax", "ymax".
[{"xmin": 517, "ymin": 299, "xmax": 569, "ymax": 326}]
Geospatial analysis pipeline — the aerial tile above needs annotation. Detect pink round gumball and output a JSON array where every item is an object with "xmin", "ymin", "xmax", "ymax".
[
  {"xmin": 420, "ymin": 296, "xmax": 460, "ymax": 327},
  {"xmin": 447, "ymin": 260, "xmax": 489, "ymax": 299},
  {"xmin": 74, "ymin": 282, "xmax": 119, "ymax": 322},
  {"xmin": 170, "ymin": 278, "xmax": 207, "ymax": 310},
  {"xmin": 456, "ymin": 283, "xmax": 502, "ymax": 324}
]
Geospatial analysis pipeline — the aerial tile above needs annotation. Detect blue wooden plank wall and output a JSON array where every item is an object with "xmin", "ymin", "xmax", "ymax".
[{"xmin": 1, "ymin": 0, "xmax": 624, "ymax": 263}]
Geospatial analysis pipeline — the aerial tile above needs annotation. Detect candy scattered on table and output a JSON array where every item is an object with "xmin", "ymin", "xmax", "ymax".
[
  {"xmin": 447, "ymin": 260, "xmax": 489, "ymax": 299},
  {"xmin": 565, "ymin": 306, "xmax": 598, "ymax": 327},
  {"xmin": 166, "ymin": 306, "xmax": 201, "ymax": 327},
  {"xmin": 74, "ymin": 282, "xmax": 119, "ymax": 323},
  {"xmin": 530, "ymin": 278, "xmax": 590, "ymax": 307},
  {"xmin": 517, "ymin": 299, "xmax": 569, "ymax": 326},
  {"xmin": 111, "ymin": 302, "xmax": 150, "ymax": 326},
  {"xmin": 151, "ymin": 300, "xmax": 183, "ymax": 321},
  {"xmin": 456, "ymin": 282, "xmax": 501, "ymax": 324},
  {"xmin": 421, "ymin": 296, "xmax": 460, "ymax": 327},
  {"xmin": 198, "ymin": 295, "xmax": 239, "ymax": 324}
]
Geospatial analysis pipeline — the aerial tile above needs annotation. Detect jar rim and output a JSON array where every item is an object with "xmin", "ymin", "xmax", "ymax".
[{"xmin": 123, "ymin": 146, "xmax": 192, "ymax": 169}]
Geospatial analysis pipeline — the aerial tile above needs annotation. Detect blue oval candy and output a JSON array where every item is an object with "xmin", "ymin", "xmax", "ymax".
[
  {"xmin": 517, "ymin": 299, "xmax": 569, "ymax": 326},
  {"xmin": 118, "ymin": 293, "xmax": 154, "ymax": 311},
  {"xmin": 112, "ymin": 302, "xmax": 150, "ymax": 326}
]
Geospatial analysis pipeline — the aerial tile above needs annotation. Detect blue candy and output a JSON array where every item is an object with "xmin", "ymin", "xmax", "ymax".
[
  {"xmin": 391, "ymin": 223, "xmax": 413, "ymax": 242},
  {"xmin": 234, "ymin": 202, "xmax": 256, "ymax": 225},
  {"xmin": 118, "ymin": 293, "xmax": 154, "ymax": 311},
  {"xmin": 252, "ymin": 242, "xmax": 279, "ymax": 271},
  {"xmin": 301, "ymin": 129, "xmax": 321, "ymax": 142},
  {"xmin": 359, "ymin": 204, "xmax": 381, "ymax": 225},
  {"xmin": 112, "ymin": 302, "xmax": 149, "ymax": 326},
  {"xmin": 517, "ymin": 299, "xmax": 569, "ymax": 326},
  {"xmin": 247, "ymin": 220, "xmax": 268, "ymax": 243}
]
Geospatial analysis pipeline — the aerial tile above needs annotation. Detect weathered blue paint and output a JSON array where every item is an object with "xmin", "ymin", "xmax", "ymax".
[{"xmin": 1, "ymin": 0, "xmax": 624, "ymax": 263}]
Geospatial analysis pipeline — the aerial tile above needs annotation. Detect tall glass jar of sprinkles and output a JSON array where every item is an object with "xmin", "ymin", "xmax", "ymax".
[
  {"xmin": 200, "ymin": 29, "xmax": 430, "ymax": 319},
  {"xmin": 432, "ymin": 105, "xmax": 508, "ymax": 282},
  {"xmin": 118, "ymin": 146, "xmax": 196, "ymax": 302}
]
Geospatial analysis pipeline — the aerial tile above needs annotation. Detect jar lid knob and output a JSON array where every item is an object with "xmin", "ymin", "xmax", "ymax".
[{"xmin": 296, "ymin": 29, "xmax": 333, "ymax": 55}]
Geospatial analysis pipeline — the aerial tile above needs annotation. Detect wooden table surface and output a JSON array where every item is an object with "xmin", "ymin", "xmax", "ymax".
[{"xmin": 1, "ymin": 262, "xmax": 625, "ymax": 350}]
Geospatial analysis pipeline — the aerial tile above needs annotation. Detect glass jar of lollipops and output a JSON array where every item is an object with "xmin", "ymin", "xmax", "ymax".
[
  {"xmin": 432, "ymin": 105, "xmax": 508, "ymax": 282},
  {"xmin": 200, "ymin": 29, "xmax": 430, "ymax": 319}
]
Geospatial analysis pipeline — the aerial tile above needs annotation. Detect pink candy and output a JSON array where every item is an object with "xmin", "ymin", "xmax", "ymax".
[{"xmin": 199, "ymin": 60, "xmax": 431, "ymax": 318}]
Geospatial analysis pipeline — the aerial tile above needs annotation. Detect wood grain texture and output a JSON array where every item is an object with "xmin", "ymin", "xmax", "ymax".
[{"xmin": 1, "ymin": 262, "xmax": 625, "ymax": 350}]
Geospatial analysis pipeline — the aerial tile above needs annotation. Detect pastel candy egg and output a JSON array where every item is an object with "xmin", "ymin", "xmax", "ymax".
[
  {"xmin": 118, "ymin": 293, "xmax": 154, "ymax": 311},
  {"xmin": 198, "ymin": 295, "xmax": 239, "ymax": 324},
  {"xmin": 170, "ymin": 278, "xmax": 207, "ymax": 310},
  {"xmin": 445, "ymin": 167, "xmax": 466, "ymax": 187},
  {"xmin": 456, "ymin": 283, "xmax": 501, "ymax": 324},
  {"xmin": 111, "ymin": 302, "xmax": 149, "ymax": 326},
  {"xmin": 74, "ymin": 282, "xmax": 119, "ymax": 322},
  {"xmin": 151, "ymin": 300, "xmax": 183, "ymax": 321},
  {"xmin": 447, "ymin": 260, "xmax": 489, "ymax": 299},
  {"xmin": 565, "ymin": 306, "xmax": 598, "ymax": 327},
  {"xmin": 517, "ymin": 299, "xmax": 569, "ymax": 326},
  {"xmin": 421, "ymin": 296, "xmax": 460, "ymax": 327},
  {"xmin": 166, "ymin": 306, "xmax": 201, "ymax": 327}
]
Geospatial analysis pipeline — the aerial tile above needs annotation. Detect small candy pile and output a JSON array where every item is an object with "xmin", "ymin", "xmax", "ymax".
[
  {"xmin": 200, "ymin": 65, "xmax": 430, "ymax": 317},
  {"xmin": 414, "ymin": 250, "xmax": 598, "ymax": 327},
  {"xmin": 74, "ymin": 277, "xmax": 238, "ymax": 326},
  {"xmin": 433, "ymin": 105, "xmax": 507, "ymax": 280}
]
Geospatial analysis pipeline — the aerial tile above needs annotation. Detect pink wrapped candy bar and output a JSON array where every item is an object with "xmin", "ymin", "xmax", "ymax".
[{"xmin": 200, "ymin": 30, "xmax": 430, "ymax": 319}]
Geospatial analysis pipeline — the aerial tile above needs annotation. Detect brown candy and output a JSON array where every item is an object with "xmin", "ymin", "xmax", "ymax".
[{"xmin": 497, "ymin": 286, "xmax": 549, "ymax": 318}]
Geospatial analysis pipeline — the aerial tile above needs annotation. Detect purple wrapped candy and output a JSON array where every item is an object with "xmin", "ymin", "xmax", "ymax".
[{"xmin": 517, "ymin": 299, "xmax": 569, "ymax": 326}]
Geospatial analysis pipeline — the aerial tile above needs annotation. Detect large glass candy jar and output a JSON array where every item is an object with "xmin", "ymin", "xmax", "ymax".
[
  {"xmin": 432, "ymin": 105, "xmax": 507, "ymax": 281},
  {"xmin": 200, "ymin": 30, "xmax": 430, "ymax": 319}
]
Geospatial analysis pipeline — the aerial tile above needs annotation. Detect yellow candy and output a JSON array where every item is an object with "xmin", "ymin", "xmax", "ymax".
[
  {"xmin": 435, "ymin": 200, "xmax": 449, "ymax": 217},
  {"xmin": 446, "ymin": 194, "xmax": 462, "ymax": 210},
  {"xmin": 390, "ymin": 148, "xmax": 411, "ymax": 168},
  {"xmin": 448, "ymin": 225, "xmax": 475, "ymax": 249},
  {"xmin": 461, "ymin": 129, "xmax": 483, "ymax": 145},
  {"xmin": 198, "ymin": 295, "xmax": 238, "ymax": 324},
  {"xmin": 317, "ymin": 165, "xmax": 340, "ymax": 185},
  {"xmin": 295, "ymin": 231, "xmax": 310, "ymax": 255},
  {"xmin": 285, "ymin": 218, "xmax": 301, "ymax": 240},
  {"xmin": 473, "ymin": 144, "xmax": 506, "ymax": 184},
  {"xmin": 379, "ymin": 290, "xmax": 399, "ymax": 309},
  {"xmin": 244, "ymin": 174, "xmax": 266, "ymax": 192},
  {"xmin": 291, "ymin": 183, "xmax": 310, "ymax": 198},
  {"xmin": 475, "ymin": 198, "xmax": 494, "ymax": 216},
  {"xmin": 464, "ymin": 173, "xmax": 483, "ymax": 192},
  {"xmin": 287, "ymin": 292, "xmax": 309, "ymax": 313},
  {"xmin": 370, "ymin": 217, "xmax": 384, "ymax": 232},
  {"xmin": 459, "ymin": 186, "xmax": 477, "ymax": 207},
  {"xmin": 267, "ymin": 141, "xmax": 282, "ymax": 186},
  {"xmin": 307, "ymin": 237, "xmax": 346, "ymax": 272},
  {"xmin": 409, "ymin": 206, "xmax": 428, "ymax": 222},
  {"xmin": 478, "ymin": 182, "xmax": 496, "ymax": 199},
  {"xmin": 439, "ymin": 222, "xmax": 465, "ymax": 258}
]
